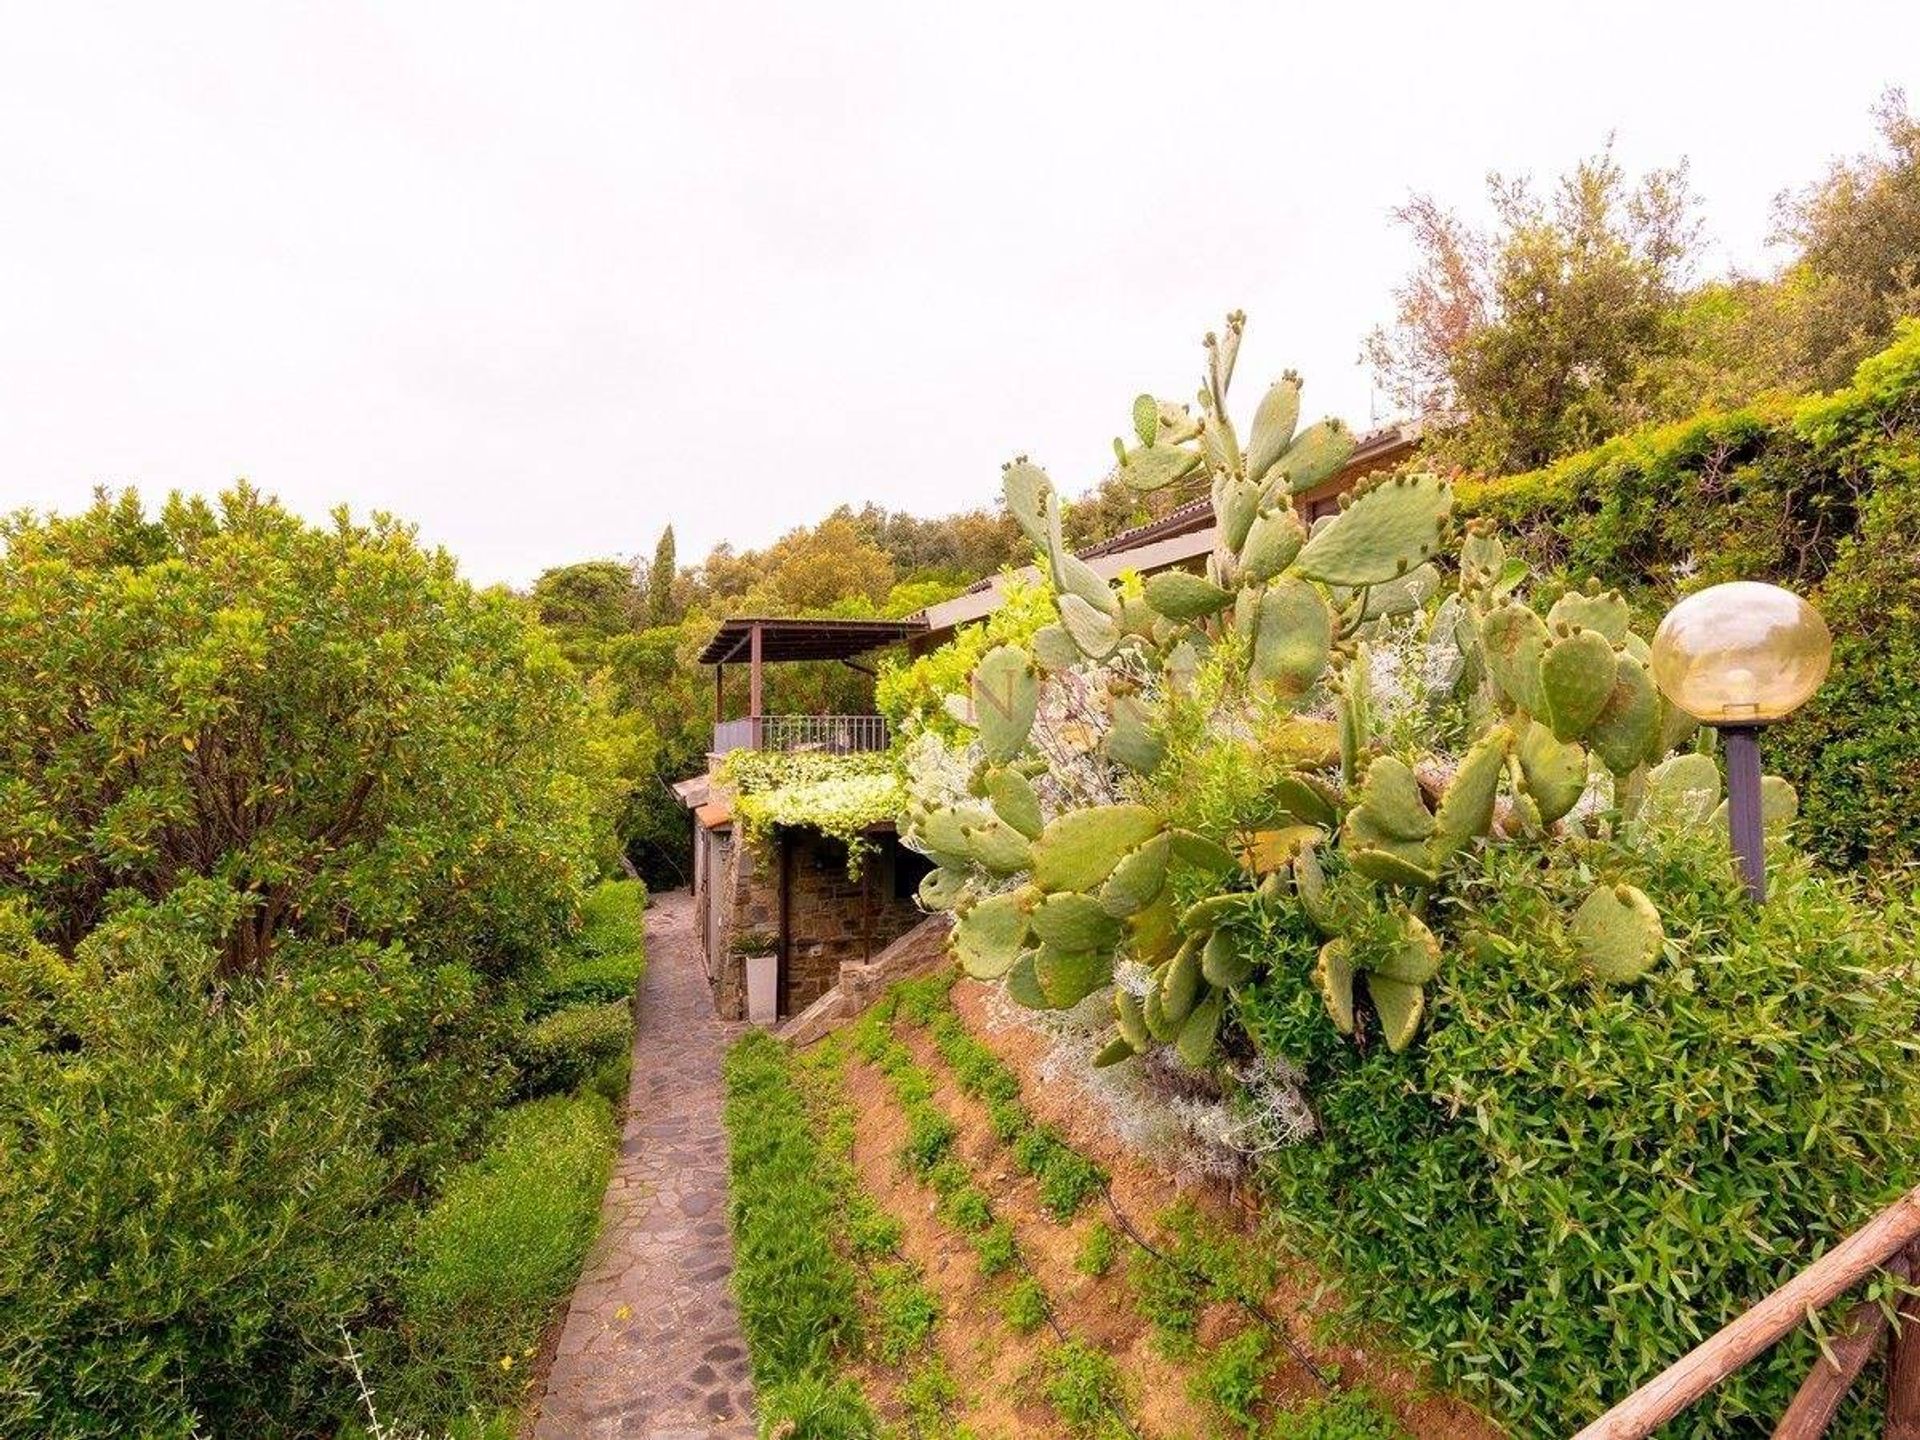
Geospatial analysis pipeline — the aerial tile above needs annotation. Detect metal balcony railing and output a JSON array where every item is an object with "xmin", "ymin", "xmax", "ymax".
[{"xmin": 711, "ymin": 714, "xmax": 891, "ymax": 757}]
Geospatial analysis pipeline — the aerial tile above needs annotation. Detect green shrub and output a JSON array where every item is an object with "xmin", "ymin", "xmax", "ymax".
[
  {"xmin": 515, "ymin": 1000, "xmax": 632, "ymax": 1098},
  {"xmin": 1037, "ymin": 1338, "xmax": 1130, "ymax": 1437},
  {"xmin": 382, "ymin": 1093, "xmax": 614, "ymax": 1424},
  {"xmin": 871, "ymin": 1262, "xmax": 939, "ymax": 1362},
  {"xmin": 972, "ymin": 1221, "xmax": 1019, "ymax": 1277},
  {"xmin": 1267, "ymin": 1391, "xmax": 1409, "ymax": 1440},
  {"xmin": 0, "ymin": 485, "xmax": 603, "ymax": 975},
  {"xmin": 1075, "ymin": 1220, "xmax": 1117, "ymax": 1278},
  {"xmin": 1001, "ymin": 1276, "xmax": 1049, "ymax": 1335},
  {"xmin": 577, "ymin": 877, "xmax": 647, "ymax": 954},
  {"xmin": 1245, "ymin": 828, "xmax": 1920, "ymax": 1437},
  {"xmin": 723, "ymin": 1032, "xmax": 862, "ymax": 1390},
  {"xmin": 1126, "ymin": 1247, "xmax": 1202, "ymax": 1358},
  {"xmin": 1193, "ymin": 1327, "xmax": 1272, "ymax": 1436},
  {"xmin": 0, "ymin": 905, "xmax": 411, "ymax": 1438}
]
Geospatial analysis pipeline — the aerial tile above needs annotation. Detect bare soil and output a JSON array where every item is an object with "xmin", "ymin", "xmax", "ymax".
[{"xmin": 946, "ymin": 978, "xmax": 1508, "ymax": 1440}]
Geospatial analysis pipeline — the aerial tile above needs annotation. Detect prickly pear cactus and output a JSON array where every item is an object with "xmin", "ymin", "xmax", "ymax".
[{"xmin": 898, "ymin": 313, "xmax": 1792, "ymax": 1076}]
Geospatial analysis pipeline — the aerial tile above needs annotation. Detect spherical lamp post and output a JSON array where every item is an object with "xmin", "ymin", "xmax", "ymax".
[{"xmin": 1649, "ymin": 581, "xmax": 1832, "ymax": 902}]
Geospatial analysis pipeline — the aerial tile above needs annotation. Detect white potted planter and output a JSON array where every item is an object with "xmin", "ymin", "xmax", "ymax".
[{"xmin": 735, "ymin": 932, "xmax": 779, "ymax": 1025}]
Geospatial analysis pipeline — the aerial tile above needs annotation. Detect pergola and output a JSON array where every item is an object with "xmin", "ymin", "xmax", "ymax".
[{"xmin": 696, "ymin": 616, "xmax": 926, "ymax": 720}]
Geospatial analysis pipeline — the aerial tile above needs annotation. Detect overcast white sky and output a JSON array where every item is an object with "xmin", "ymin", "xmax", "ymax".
[{"xmin": 2, "ymin": 4, "xmax": 1914, "ymax": 586}]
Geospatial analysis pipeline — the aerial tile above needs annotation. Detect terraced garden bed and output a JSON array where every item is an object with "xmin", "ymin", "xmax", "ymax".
[{"xmin": 725, "ymin": 971, "xmax": 1500, "ymax": 1439}]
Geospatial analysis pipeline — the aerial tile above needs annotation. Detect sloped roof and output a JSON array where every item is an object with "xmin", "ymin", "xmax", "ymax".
[{"xmin": 696, "ymin": 616, "xmax": 926, "ymax": 666}]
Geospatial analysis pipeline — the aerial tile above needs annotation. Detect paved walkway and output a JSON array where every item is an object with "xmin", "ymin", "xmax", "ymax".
[{"xmin": 535, "ymin": 890, "xmax": 756, "ymax": 1439}]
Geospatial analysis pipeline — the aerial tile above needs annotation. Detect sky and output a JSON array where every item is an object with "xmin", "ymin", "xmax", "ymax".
[{"xmin": 2, "ymin": 3, "xmax": 1915, "ymax": 588}]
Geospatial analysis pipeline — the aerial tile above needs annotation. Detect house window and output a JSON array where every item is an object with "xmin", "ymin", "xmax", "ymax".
[{"xmin": 1305, "ymin": 494, "xmax": 1341, "ymax": 523}]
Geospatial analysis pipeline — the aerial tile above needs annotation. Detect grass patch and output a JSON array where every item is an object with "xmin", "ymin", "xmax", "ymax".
[
  {"xmin": 723, "ymin": 1031, "xmax": 864, "ymax": 1390},
  {"xmin": 383, "ymin": 1091, "xmax": 615, "ymax": 1423},
  {"xmin": 1001, "ymin": 1276, "xmax": 1050, "ymax": 1335}
]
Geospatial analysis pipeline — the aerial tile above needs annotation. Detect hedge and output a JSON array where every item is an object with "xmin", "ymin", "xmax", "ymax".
[
  {"xmin": 1457, "ymin": 319, "xmax": 1920, "ymax": 875},
  {"xmin": 1245, "ymin": 826, "xmax": 1920, "ymax": 1438}
]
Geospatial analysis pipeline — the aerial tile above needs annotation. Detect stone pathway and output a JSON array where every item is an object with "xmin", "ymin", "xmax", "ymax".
[{"xmin": 534, "ymin": 890, "xmax": 756, "ymax": 1439}]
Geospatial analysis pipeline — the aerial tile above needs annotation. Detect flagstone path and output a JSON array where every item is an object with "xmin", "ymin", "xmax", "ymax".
[{"xmin": 534, "ymin": 889, "xmax": 757, "ymax": 1440}]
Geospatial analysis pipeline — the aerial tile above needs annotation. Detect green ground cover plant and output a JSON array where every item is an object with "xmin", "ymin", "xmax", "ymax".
[
  {"xmin": 1193, "ymin": 1326, "xmax": 1274, "ymax": 1436},
  {"xmin": 1268, "ymin": 1391, "xmax": 1410, "ymax": 1440},
  {"xmin": 1037, "ymin": 1339, "xmax": 1132, "ymax": 1438},
  {"xmin": 377, "ymin": 1092, "xmax": 615, "ymax": 1424},
  {"xmin": 721, "ymin": 1032, "xmax": 866, "ymax": 1394}
]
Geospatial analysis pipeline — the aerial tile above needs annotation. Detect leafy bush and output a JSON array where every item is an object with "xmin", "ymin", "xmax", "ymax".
[
  {"xmin": 515, "ymin": 1000, "xmax": 633, "ymax": 1098},
  {"xmin": 1246, "ymin": 829, "xmax": 1920, "ymax": 1437},
  {"xmin": 1000, "ymin": 1277, "xmax": 1049, "ymax": 1335},
  {"xmin": 870, "ymin": 1262, "xmax": 939, "ymax": 1362},
  {"xmin": 722, "ymin": 1032, "xmax": 863, "ymax": 1390},
  {"xmin": 1037, "ymin": 1339, "xmax": 1131, "ymax": 1437},
  {"xmin": 380, "ymin": 1093, "xmax": 614, "ymax": 1425},
  {"xmin": 0, "ymin": 903, "xmax": 411, "ymax": 1438},
  {"xmin": 0, "ymin": 486, "xmax": 605, "ymax": 973},
  {"xmin": 1193, "ymin": 1327, "xmax": 1273, "ymax": 1436}
]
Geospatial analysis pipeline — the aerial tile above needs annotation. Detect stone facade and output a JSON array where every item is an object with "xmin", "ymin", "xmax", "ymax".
[{"xmin": 692, "ymin": 816, "xmax": 927, "ymax": 1022}]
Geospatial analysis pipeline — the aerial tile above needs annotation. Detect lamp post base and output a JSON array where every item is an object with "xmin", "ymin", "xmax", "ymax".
[{"xmin": 1722, "ymin": 724, "xmax": 1766, "ymax": 902}]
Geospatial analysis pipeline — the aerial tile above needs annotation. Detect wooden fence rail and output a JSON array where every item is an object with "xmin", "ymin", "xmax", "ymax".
[{"xmin": 1570, "ymin": 1183, "xmax": 1920, "ymax": 1439}]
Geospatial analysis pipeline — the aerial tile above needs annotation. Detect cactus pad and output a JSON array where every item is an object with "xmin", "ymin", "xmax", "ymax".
[
  {"xmin": 1058, "ymin": 593, "xmax": 1120, "ymax": 659},
  {"xmin": 1030, "ymin": 804, "xmax": 1163, "ymax": 893},
  {"xmin": 954, "ymin": 892, "xmax": 1029, "ymax": 979},
  {"xmin": 1176, "ymin": 990, "xmax": 1225, "ymax": 1067},
  {"xmin": 1541, "ymin": 627, "xmax": 1618, "ymax": 741},
  {"xmin": 1103, "ymin": 696, "xmax": 1166, "ymax": 775},
  {"xmin": 1250, "ymin": 578, "xmax": 1333, "ymax": 698},
  {"xmin": 1002, "ymin": 459, "xmax": 1055, "ymax": 550},
  {"xmin": 987, "ymin": 767, "xmax": 1044, "ymax": 840},
  {"xmin": 1030, "ymin": 892, "xmax": 1122, "ymax": 952},
  {"xmin": 1240, "ymin": 505, "xmax": 1308, "ymax": 583},
  {"xmin": 1642, "ymin": 752, "xmax": 1722, "ymax": 829},
  {"xmin": 1431, "ymin": 725, "xmax": 1512, "ymax": 859},
  {"xmin": 1571, "ymin": 882, "xmax": 1665, "ymax": 983},
  {"xmin": 1035, "ymin": 945, "xmax": 1111, "ymax": 1008},
  {"xmin": 1348, "ymin": 846, "xmax": 1440, "ymax": 888},
  {"xmin": 1354, "ymin": 756, "xmax": 1436, "ymax": 841},
  {"xmin": 1160, "ymin": 936, "xmax": 1203, "ymax": 1024},
  {"xmin": 1006, "ymin": 953, "xmax": 1049, "ymax": 1009},
  {"xmin": 1125, "ymin": 891, "xmax": 1182, "ymax": 965},
  {"xmin": 1315, "ymin": 939, "xmax": 1356, "ymax": 1034},
  {"xmin": 1481, "ymin": 604, "xmax": 1550, "ymax": 717},
  {"xmin": 1293, "ymin": 472, "xmax": 1450, "ymax": 587},
  {"xmin": 1120, "ymin": 442, "xmax": 1201, "ymax": 493},
  {"xmin": 1548, "ymin": 588, "xmax": 1631, "ymax": 644},
  {"xmin": 1587, "ymin": 653, "xmax": 1660, "ymax": 775},
  {"xmin": 1100, "ymin": 830, "xmax": 1172, "ymax": 916},
  {"xmin": 1373, "ymin": 910, "xmax": 1443, "ymax": 985},
  {"xmin": 972, "ymin": 645, "xmax": 1038, "ymax": 762},
  {"xmin": 1245, "ymin": 376, "xmax": 1302, "ymax": 481},
  {"xmin": 1114, "ymin": 987, "xmax": 1151, "ymax": 1050},
  {"xmin": 1367, "ymin": 974, "xmax": 1426, "ymax": 1052},
  {"xmin": 1275, "ymin": 774, "xmax": 1338, "ymax": 827},
  {"xmin": 918, "ymin": 867, "xmax": 973, "ymax": 912},
  {"xmin": 1517, "ymin": 721, "xmax": 1589, "ymax": 824},
  {"xmin": 961, "ymin": 815, "xmax": 1033, "ymax": 875},
  {"xmin": 1271, "ymin": 418, "xmax": 1356, "ymax": 497},
  {"xmin": 1144, "ymin": 569, "xmax": 1233, "ymax": 621},
  {"xmin": 1201, "ymin": 926, "xmax": 1255, "ymax": 987}
]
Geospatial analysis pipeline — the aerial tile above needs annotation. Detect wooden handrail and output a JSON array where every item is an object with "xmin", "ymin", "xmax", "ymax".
[{"xmin": 1571, "ymin": 1184, "xmax": 1920, "ymax": 1439}]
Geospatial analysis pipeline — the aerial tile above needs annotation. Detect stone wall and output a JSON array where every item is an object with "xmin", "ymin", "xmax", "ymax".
[{"xmin": 781, "ymin": 833, "xmax": 924, "ymax": 1016}]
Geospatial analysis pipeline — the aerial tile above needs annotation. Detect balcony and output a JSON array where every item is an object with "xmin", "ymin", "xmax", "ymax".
[{"xmin": 711, "ymin": 714, "xmax": 891, "ymax": 757}]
